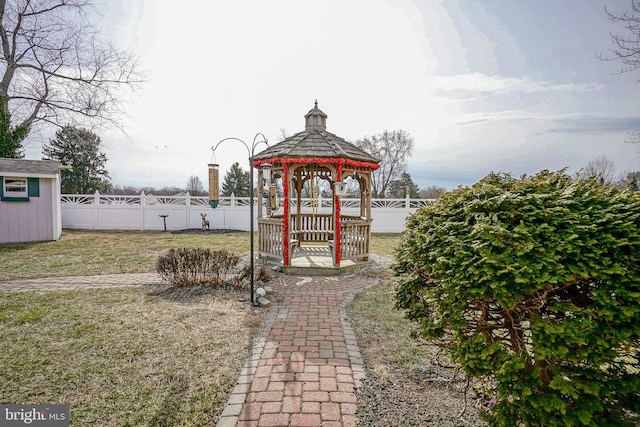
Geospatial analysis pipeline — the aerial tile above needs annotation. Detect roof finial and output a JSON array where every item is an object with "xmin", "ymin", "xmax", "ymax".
[{"xmin": 305, "ymin": 100, "xmax": 327, "ymax": 131}]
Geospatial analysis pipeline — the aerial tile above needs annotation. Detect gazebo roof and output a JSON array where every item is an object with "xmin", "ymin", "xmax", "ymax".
[{"xmin": 252, "ymin": 102, "xmax": 380, "ymax": 165}]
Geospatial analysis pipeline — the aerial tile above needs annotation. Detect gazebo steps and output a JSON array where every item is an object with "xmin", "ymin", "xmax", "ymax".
[
  {"xmin": 264, "ymin": 244, "xmax": 370, "ymax": 275},
  {"xmin": 280, "ymin": 261, "xmax": 368, "ymax": 276}
]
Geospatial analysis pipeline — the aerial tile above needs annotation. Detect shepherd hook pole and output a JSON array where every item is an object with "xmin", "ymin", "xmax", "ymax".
[{"xmin": 211, "ymin": 133, "xmax": 269, "ymax": 306}]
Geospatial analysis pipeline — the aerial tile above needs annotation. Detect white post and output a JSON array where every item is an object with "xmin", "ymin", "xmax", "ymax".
[
  {"xmin": 230, "ymin": 192, "xmax": 236, "ymax": 229},
  {"xmin": 93, "ymin": 190, "xmax": 100, "ymax": 230},
  {"xmin": 140, "ymin": 191, "xmax": 145, "ymax": 231},
  {"xmin": 185, "ymin": 191, "xmax": 191, "ymax": 229}
]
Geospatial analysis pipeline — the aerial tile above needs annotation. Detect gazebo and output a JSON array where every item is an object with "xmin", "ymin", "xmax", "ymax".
[{"xmin": 252, "ymin": 101, "xmax": 380, "ymax": 272}]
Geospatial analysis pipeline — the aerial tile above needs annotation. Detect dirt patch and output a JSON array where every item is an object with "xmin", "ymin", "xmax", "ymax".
[
  {"xmin": 145, "ymin": 283, "xmax": 250, "ymax": 304},
  {"xmin": 356, "ymin": 365, "xmax": 486, "ymax": 426}
]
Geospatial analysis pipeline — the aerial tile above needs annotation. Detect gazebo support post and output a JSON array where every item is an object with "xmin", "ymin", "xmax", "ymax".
[{"xmin": 333, "ymin": 162, "xmax": 343, "ymax": 267}]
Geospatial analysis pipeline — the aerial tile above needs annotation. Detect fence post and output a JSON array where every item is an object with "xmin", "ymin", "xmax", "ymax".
[
  {"xmin": 230, "ymin": 192, "xmax": 236, "ymax": 229},
  {"xmin": 93, "ymin": 190, "xmax": 100, "ymax": 229},
  {"xmin": 140, "ymin": 191, "xmax": 146, "ymax": 231},
  {"xmin": 185, "ymin": 191, "xmax": 191, "ymax": 229}
]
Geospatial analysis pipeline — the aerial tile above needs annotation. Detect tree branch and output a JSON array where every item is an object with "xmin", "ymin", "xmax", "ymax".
[{"xmin": 0, "ymin": 0, "xmax": 144, "ymax": 144}]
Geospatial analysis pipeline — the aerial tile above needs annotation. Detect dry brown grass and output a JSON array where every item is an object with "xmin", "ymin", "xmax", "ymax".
[
  {"xmin": 0, "ymin": 230, "xmax": 402, "ymax": 281},
  {"xmin": 0, "ymin": 229, "xmax": 251, "ymax": 281},
  {"xmin": 0, "ymin": 285, "xmax": 265, "ymax": 426},
  {"xmin": 349, "ymin": 280, "xmax": 435, "ymax": 372}
]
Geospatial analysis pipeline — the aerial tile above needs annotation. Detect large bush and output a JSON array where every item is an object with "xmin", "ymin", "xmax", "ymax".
[{"xmin": 394, "ymin": 170, "xmax": 640, "ymax": 426}]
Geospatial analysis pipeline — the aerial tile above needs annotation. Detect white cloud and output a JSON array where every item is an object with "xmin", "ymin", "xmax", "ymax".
[{"xmin": 430, "ymin": 73, "xmax": 604, "ymax": 95}]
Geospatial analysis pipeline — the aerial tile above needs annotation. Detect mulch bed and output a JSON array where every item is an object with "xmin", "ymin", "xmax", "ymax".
[{"xmin": 171, "ymin": 228, "xmax": 244, "ymax": 235}]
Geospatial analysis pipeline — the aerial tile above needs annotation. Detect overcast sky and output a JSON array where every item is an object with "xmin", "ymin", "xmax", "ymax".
[{"xmin": 24, "ymin": 0, "xmax": 640, "ymax": 191}]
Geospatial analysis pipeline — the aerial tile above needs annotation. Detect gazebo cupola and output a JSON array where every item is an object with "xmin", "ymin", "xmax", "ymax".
[
  {"xmin": 252, "ymin": 101, "xmax": 380, "ymax": 271},
  {"xmin": 304, "ymin": 100, "xmax": 327, "ymax": 131}
]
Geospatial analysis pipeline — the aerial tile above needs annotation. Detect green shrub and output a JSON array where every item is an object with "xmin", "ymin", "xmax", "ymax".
[
  {"xmin": 156, "ymin": 248, "xmax": 239, "ymax": 286},
  {"xmin": 394, "ymin": 170, "xmax": 640, "ymax": 426}
]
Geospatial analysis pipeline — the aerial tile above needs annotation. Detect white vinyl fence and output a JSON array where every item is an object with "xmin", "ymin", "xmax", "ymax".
[{"xmin": 61, "ymin": 192, "xmax": 433, "ymax": 233}]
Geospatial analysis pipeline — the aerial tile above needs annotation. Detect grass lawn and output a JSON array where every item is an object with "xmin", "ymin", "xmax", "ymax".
[
  {"xmin": 0, "ymin": 230, "xmax": 251, "ymax": 281},
  {"xmin": 0, "ymin": 286, "xmax": 264, "ymax": 426},
  {"xmin": 0, "ymin": 230, "xmax": 404, "ymax": 425},
  {"xmin": 349, "ymin": 280, "xmax": 434, "ymax": 375},
  {"xmin": 0, "ymin": 229, "xmax": 402, "ymax": 281}
]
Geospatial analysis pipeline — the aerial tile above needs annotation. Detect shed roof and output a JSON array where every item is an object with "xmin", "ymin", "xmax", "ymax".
[
  {"xmin": 0, "ymin": 158, "xmax": 62, "ymax": 177},
  {"xmin": 252, "ymin": 102, "xmax": 379, "ymax": 165}
]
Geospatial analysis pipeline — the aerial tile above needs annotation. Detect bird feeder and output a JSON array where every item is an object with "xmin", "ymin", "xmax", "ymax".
[{"xmin": 208, "ymin": 163, "xmax": 219, "ymax": 208}]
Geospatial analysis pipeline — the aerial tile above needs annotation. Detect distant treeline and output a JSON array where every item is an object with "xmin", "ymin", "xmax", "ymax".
[{"xmin": 106, "ymin": 185, "xmax": 207, "ymax": 197}]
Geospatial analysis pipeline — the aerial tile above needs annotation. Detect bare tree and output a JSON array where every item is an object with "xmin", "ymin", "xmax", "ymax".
[
  {"xmin": 186, "ymin": 175, "xmax": 204, "ymax": 196},
  {"xmin": 354, "ymin": 129, "xmax": 414, "ymax": 198},
  {"xmin": 419, "ymin": 185, "xmax": 448, "ymax": 200},
  {"xmin": 342, "ymin": 176, "xmax": 361, "ymax": 197},
  {"xmin": 0, "ymin": 0, "xmax": 143, "ymax": 156},
  {"xmin": 577, "ymin": 155, "xmax": 617, "ymax": 184},
  {"xmin": 613, "ymin": 170, "xmax": 640, "ymax": 190},
  {"xmin": 277, "ymin": 127, "xmax": 290, "ymax": 142},
  {"xmin": 599, "ymin": 1, "xmax": 640, "ymax": 143},
  {"xmin": 600, "ymin": 1, "xmax": 640, "ymax": 76}
]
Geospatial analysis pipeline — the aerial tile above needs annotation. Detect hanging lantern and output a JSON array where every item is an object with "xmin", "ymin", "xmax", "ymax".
[
  {"xmin": 208, "ymin": 163, "xmax": 219, "ymax": 208},
  {"xmin": 261, "ymin": 163, "xmax": 272, "ymax": 191},
  {"xmin": 334, "ymin": 181, "xmax": 346, "ymax": 197}
]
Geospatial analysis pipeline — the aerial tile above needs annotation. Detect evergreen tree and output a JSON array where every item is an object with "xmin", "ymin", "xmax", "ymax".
[
  {"xmin": 0, "ymin": 110, "xmax": 29, "ymax": 158},
  {"xmin": 221, "ymin": 162, "xmax": 250, "ymax": 197},
  {"xmin": 43, "ymin": 126, "xmax": 111, "ymax": 193},
  {"xmin": 387, "ymin": 172, "xmax": 420, "ymax": 198}
]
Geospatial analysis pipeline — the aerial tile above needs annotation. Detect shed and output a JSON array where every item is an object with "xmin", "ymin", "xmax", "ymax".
[{"xmin": 0, "ymin": 158, "xmax": 63, "ymax": 243}]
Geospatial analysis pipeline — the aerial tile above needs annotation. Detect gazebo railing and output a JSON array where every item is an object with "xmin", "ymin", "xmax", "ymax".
[
  {"xmin": 340, "ymin": 219, "xmax": 370, "ymax": 261},
  {"xmin": 257, "ymin": 214, "xmax": 371, "ymax": 263},
  {"xmin": 258, "ymin": 217, "xmax": 284, "ymax": 261}
]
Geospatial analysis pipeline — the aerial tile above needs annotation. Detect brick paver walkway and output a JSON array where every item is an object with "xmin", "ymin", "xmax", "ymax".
[
  {"xmin": 217, "ymin": 275, "xmax": 376, "ymax": 427},
  {"xmin": 0, "ymin": 272, "xmax": 377, "ymax": 426},
  {"xmin": 0, "ymin": 273, "xmax": 162, "ymax": 292}
]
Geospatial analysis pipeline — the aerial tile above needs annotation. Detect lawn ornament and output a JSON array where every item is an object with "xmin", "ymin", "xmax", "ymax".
[{"xmin": 200, "ymin": 213, "xmax": 210, "ymax": 230}]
